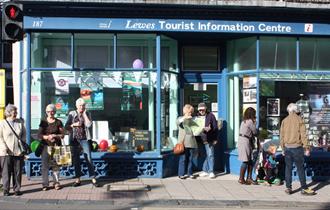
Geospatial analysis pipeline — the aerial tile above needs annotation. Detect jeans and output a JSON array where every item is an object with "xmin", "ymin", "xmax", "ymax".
[
  {"xmin": 72, "ymin": 139, "xmax": 95, "ymax": 178},
  {"xmin": 178, "ymin": 148, "xmax": 195, "ymax": 176},
  {"xmin": 284, "ymin": 147, "xmax": 307, "ymax": 190},
  {"xmin": 202, "ymin": 143, "xmax": 214, "ymax": 173}
]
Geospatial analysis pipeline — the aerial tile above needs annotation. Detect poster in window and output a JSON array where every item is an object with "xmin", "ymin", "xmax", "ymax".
[
  {"xmin": 243, "ymin": 89, "xmax": 257, "ymax": 103},
  {"xmin": 267, "ymin": 98, "xmax": 280, "ymax": 116},
  {"xmin": 267, "ymin": 117, "xmax": 280, "ymax": 135},
  {"xmin": 80, "ymin": 75, "xmax": 104, "ymax": 110},
  {"xmin": 121, "ymin": 72, "xmax": 143, "ymax": 111},
  {"xmin": 243, "ymin": 76, "xmax": 257, "ymax": 89}
]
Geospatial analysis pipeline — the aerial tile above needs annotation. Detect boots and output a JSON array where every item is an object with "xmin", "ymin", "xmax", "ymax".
[
  {"xmin": 246, "ymin": 165, "xmax": 257, "ymax": 185},
  {"xmin": 238, "ymin": 166, "xmax": 246, "ymax": 184}
]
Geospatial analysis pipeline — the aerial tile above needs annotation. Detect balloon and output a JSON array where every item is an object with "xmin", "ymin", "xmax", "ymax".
[
  {"xmin": 99, "ymin": 140, "xmax": 108, "ymax": 151},
  {"xmin": 30, "ymin": 140, "xmax": 40, "ymax": 153},
  {"xmin": 91, "ymin": 141, "xmax": 98, "ymax": 152},
  {"xmin": 132, "ymin": 59, "xmax": 144, "ymax": 69},
  {"xmin": 109, "ymin": 144, "xmax": 118, "ymax": 153}
]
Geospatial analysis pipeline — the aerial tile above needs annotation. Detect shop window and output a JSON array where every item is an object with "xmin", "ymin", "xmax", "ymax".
[
  {"xmin": 182, "ymin": 46, "xmax": 218, "ymax": 71},
  {"xmin": 74, "ymin": 33, "xmax": 114, "ymax": 68},
  {"xmin": 161, "ymin": 72, "xmax": 179, "ymax": 151},
  {"xmin": 117, "ymin": 34, "xmax": 156, "ymax": 69},
  {"xmin": 259, "ymin": 36, "xmax": 296, "ymax": 70},
  {"xmin": 227, "ymin": 37, "xmax": 256, "ymax": 72},
  {"xmin": 30, "ymin": 70, "xmax": 158, "ymax": 152},
  {"xmin": 160, "ymin": 35, "xmax": 178, "ymax": 72},
  {"xmin": 300, "ymin": 37, "xmax": 330, "ymax": 71},
  {"xmin": 31, "ymin": 33, "xmax": 71, "ymax": 68}
]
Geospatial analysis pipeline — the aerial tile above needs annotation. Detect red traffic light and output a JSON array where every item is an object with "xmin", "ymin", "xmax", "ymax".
[{"xmin": 5, "ymin": 4, "xmax": 22, "ymax": 21}]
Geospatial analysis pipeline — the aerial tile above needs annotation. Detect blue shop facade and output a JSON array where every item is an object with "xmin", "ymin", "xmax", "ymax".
[{"xmin": 19, "ymin": 5, "xmax": 330, "ymax": 180}]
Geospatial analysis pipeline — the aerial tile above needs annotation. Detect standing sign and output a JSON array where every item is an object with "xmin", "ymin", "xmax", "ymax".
[{"xmin": 0, "ymin": 69, "xmax": 5, "ymax": 120}]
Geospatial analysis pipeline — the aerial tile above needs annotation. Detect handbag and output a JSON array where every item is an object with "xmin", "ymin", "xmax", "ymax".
[
  {"xmin": 5, "ymin": 119, "xmax": 32, "ymax": 155},
  {"xmin": 51, "ymin": 144, "xmax": 72, "ymax": 166},
  {"xmin": 173, "ymin": 142, "xmax": 185, "ymax": 155}
]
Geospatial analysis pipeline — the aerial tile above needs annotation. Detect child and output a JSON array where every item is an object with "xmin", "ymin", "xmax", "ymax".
[{"xmin": 257, "ymin": 144, "xmax": 281, "ymax": 186}]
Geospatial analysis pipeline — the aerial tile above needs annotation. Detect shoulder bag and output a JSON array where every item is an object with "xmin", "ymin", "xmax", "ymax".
[{"xmin": 5, "ymin": 119, "xmax": 32, "ymax": 155}]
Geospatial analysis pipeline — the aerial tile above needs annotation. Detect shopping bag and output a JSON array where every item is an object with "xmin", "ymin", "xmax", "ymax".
[
  {"xmin": 52, "ymin": 145, "xmax": 72, "ymax": 166},
  {"xmin": 173, "ymin": 143, "xmax": 185, "ymax": 155}
]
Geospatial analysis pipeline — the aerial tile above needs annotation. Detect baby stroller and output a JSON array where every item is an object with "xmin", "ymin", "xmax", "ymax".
[{"xmin": 254, "ymin": 142, "xmax": 281, "ymax": 186}]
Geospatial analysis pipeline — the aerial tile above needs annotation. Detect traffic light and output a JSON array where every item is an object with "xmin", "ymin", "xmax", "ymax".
[{"xmin": 1, "ymin": 3, "xmax": 23, "ymax": 42}]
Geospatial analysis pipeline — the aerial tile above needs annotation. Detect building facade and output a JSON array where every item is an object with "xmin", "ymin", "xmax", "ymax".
[{"xmin": 12, "ymin": 0, "xmax": 330, "ymax": 179}]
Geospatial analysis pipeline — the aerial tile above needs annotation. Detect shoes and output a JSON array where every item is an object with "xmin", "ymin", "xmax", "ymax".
[
  {"xmin": 92, "ymin": 180, "xmax": 100, "ymax": 187},
  {"xmin": 188, "ymin": 175, "xmax": 196, "ymax": 179},
  {"xmin": 301, "ymin": 188, "xmax": 316, "ymax": 196},
  {"xmin": 54, "ymin": 183, "xmax": 61, "ymax": 190},
  {"xmin": 199, "ymin": 171, "xmax": 208, "ymax": 177},
  {"xmin": 178, "ymin": 176, "xmax": 186, "ymax": 179},
  {"xmin": 14, "ymin": 191, "xmax": 22, "ymax": 196},
  {"xmin": 238, "ymin": 179, "xmax": 245, "ymax": 184},
  {"xmin": 245, "ymin": 178, "xmax": 258, "ymax": 185},
  {"xmin": 42, "ymin": 186, "xmax": 49, "ymax": 191},
  {"xmin": 3, "ymin": 191, "xmax": 9, "ymax": 196},
  {"xmin": 72, "ymin": 181, "xmax": 81, "ymax": 187},
  {"xmin": 209, "ymin": 172, "xmax": 216, "ymax": 179},
  {"xmin": 285, "ymin": 188, "xmax": 293, "ymax": 195}
]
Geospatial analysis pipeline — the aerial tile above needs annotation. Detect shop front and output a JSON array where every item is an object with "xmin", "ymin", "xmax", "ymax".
[
  {"xmin": 226, "ymin": 36, "xmax": 330, "ymax": 180},
  {"xmin": 16, "ymin": 5, "xmax": 330, "ymax": 179}
]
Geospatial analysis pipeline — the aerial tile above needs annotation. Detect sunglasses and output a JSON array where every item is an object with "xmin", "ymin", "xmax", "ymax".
[{"xmin": 198, "ymin": 109, "xmax": 206, "ymax": 112}]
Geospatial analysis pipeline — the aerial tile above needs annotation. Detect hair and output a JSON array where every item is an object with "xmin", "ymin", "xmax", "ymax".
[
  {"xmin": 45, "ymin": 104, "xmax": 56, "ymax": 112},
  {"xmin": 76, "ymin": 98, "xmax": 86, "ymax": 106},
  {"xmin": 267, "ymin": 144, "xmax": 277, "ymax": 152},
  {"xmin": 4, "ymin": 104, "xmax": 17, "ymax": 118},
  {"xmin": 243, "ymin": 107, "xmax": 256, "ymax": 121},
  {"xmin": 183, "ymin": 104, "xmax": 194, "ymax": 115},
  {"xmin": 287, "ymin": 103, "xmax": 298, "ymax": 113}
]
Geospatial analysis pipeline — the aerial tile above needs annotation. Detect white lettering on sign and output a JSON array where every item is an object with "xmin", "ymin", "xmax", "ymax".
[
  {"xmin": 198, "ymin": 22, "xmax": 255, "ymax": 32},
  {"xmin": 258, "ymin": 23, "xmax": 292, "ymax": 33},
  {"xmin": 159, "ymin": 21, "xmax": 195, "ymax": 30},
  {"xmin": 32, "ymin": 21, "xmax": 43, "ymax": 28},
  {"xmin": 125, "ymin": 20, "xmax": 155, "ymax": 29}
]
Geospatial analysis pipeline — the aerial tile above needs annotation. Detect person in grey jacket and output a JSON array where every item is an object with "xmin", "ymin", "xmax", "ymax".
[
  {"xmin": 177, "ymin": 104, "xmax": 198, "ymax": 179},
  {"xmin": 0, "ymin": 104, "xmax": 26, "ymax": 196},
  {"xmin": 65, "ymin": 98, "xmax": 99, "ymax": 187},
  {"xmin": 237, "ymin": 107, "xmax": 257, "ymax": 185}
]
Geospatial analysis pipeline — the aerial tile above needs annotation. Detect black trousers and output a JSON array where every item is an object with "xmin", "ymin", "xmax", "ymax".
[{"xmin": 0, "ymin": 156, "xmax": 24, "ymax": 193}]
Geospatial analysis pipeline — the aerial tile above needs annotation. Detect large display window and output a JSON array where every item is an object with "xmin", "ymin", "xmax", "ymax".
[{"xmin": 27, "ymin": 32, "xmax": 179, "ymax": 153}]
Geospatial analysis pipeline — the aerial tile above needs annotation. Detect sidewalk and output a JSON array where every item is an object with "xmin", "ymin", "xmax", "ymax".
[{"xmin": 1, "ymin": 173, "xmax": 330, "ymax": 209}]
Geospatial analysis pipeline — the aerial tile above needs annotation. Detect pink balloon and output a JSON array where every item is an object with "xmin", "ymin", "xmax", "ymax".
[{"xmin": 132, "ymin": 59, "xmax": 144, "ymax": 69}]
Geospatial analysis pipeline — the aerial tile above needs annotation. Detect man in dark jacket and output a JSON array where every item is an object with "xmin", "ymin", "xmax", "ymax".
[{"xmin": 197, "ymin": 103, "xmax": 219, "ymax": 179}]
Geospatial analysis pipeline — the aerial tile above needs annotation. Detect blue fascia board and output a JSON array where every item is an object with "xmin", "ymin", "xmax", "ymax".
[{"xmin": 25, "ymin": 17, "xmax": 330, "ymax": 36}]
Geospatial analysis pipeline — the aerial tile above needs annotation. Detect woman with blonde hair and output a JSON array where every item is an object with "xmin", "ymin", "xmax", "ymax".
[{"xmin": 177, "ymin": 104, "xmax": 198, "ymax": 179}]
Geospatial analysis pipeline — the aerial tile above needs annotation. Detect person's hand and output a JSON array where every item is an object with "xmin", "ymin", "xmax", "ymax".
[
  {"xmin": 212, "ymin": 140, "xmax": 218, "ymax": 145},
  {"xmin": 305, "ymin": 149, "xmax": 311, "ymax": 156},
  {"xmin": 184, "ymin": 115, "xmax": 192, "ymax": 120},
  {"xmin": 204, "ymin": 125, "xmax": 211, "ymax": 132},
  {"xmin": 282, "ymin": 151, "xmax": 285, "ymax": 156},
  {"xmin": 72, "ymin": 122, "xmax": 80, "ymax": 127}
]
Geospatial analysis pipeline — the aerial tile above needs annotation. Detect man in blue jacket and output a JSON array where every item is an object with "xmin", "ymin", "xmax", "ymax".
[{"xmin": 197, "ymin": 103, "xmax": 219, "ymax": 179}]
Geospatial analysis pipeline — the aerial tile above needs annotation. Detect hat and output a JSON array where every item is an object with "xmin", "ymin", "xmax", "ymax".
[{"xmin": 198, "ymin": 103, "xmax": 207, "ymax": 110}]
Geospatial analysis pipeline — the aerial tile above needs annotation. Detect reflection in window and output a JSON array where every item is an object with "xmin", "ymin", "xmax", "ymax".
[
  {"xmin": 300, "ymin": 37, "xmax": 330, "ymax": 71},
  {"xmin": 30, "ymin": 70, "xmax": 157, "ymax": 152},
  {"xmin": 161, "ymin": 72, "xmax": 179, "ymax": 150},
  {"xmin": 227, "ymin": 37, "xmax": 256, "ymax": 72},
  {"xmin": 75, "ymin": 33, "xmax": 114, "ymax": 68},
  {"xmin": 117, "ymin": 34, "xmax": 156, "ymax": 69},
  {"xmin": 260, "ymin": 36, "xmax": 296, "ymax": 70},
  {"xmin": 183, "ymin": 46, "xmax": 218, "ymax": 71},
  {"xmin": 31, "ymin": 33, "xmax": 71, "ymax": 68}
]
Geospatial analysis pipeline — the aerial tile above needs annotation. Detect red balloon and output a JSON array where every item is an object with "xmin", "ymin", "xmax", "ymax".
[{"xmin": 99, "ymin": 140, "xmax": 108, "ymax": 151}]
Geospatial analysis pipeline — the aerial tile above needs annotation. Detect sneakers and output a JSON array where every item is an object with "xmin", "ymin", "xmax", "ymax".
[
  {"xmin": 188, "ymin": 175, "xmax": 196, "ymax": 179},
  {"xmin": 209, "ymin": 172, "xmax": 216, "ymax": 179},
  {"xmin": 199, "ymin": 171, "xmax": 208, "ymax": 177},
  {"xmin": 301, "ymin": 188, "xmax": 316, "ymax": 196},
  {"xmin": 285, "ymin": 188, "xmax": 293, "ymax": 195}
]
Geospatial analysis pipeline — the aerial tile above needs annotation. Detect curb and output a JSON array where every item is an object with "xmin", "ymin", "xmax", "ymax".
[{"xmin": 1, "ymin": 197, "xmax": 330, "ymax": 209}]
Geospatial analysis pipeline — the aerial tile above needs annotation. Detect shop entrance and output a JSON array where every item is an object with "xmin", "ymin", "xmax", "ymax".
[{"xmin": 183, "ymin": 83, "xmax": 224, "ymax": 172}]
